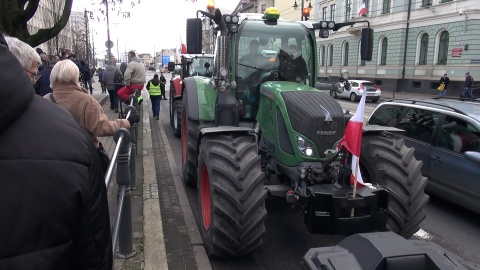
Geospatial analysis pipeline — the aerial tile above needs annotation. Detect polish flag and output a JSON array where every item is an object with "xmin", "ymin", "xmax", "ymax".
[
  {"xmin": 180, "ymin": 36, "xmax": 187, "ymax": 54},
  {"xmin": 357, "ymin": 1, "xmax": 367, "ymax": 16},
  {"xmin": 342, "ymin": 92, "xmax": 367, "ymax": 184}
]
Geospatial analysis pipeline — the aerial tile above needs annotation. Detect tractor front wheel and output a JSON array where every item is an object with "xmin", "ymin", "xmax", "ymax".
[
  {"xmin": 197, "ymin": 134, "xmax": 267, "ymax": 258},
  {"xmin": 181, "ymin": 97, "xmax": 198, "ymax": 187},
  {"xmin": 360, "ymin": 133, "xmax": 429, "ymax": 238},
  {"xmin": 173, "ymin": 99, "xmax": 182, "ymax": 137}
]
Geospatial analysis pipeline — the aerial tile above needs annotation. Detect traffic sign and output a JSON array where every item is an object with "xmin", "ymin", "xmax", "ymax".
[{"xmin": 105, "ymin": 40, "xmax": 114, "ymax": 49}]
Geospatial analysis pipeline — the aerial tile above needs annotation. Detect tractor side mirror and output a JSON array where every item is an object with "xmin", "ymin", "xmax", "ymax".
[
  {"xmin": 186, "ymin": 18, "xmax": 202, "ymax": 54},
  {"xmin": 361, "ymin": 28, "xmax": 374, "ymax": 61},
  {"xmin": 167, "ymin": 62, "xmax": 175, "ymax": 72}
]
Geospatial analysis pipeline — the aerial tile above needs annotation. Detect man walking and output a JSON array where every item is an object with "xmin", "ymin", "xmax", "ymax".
[
  {"xmin": 439, "ymin": 73, "xmax": 449, "ymax": 97},
  {"xmin": 160, "ymin": 72, "xmax": 168, "ymax": 100},
  {"xmin": 461, "ymin": 72, "xmax": 475, "ymax": 100},
  {"xmin": 146, "ymin": 74, "xmax": 162, "ymax": 120},
  {"xmin": 102, "ymin": 60, "xmax": 123, "ymax": 112},
  {"xmin": 117, "ymin": 51, "xmax": 146, "ymax": 103}
]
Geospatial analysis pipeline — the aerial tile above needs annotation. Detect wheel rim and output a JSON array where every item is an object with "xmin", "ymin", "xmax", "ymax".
[
  {"xmin": 200, "ymin": 163, "xmax": 211, "ymax": 230},
  {"xmin": 350, "ymin": 93, "xmax": 356, "ymax": 102},
  {"xmin": 174, "ymin": 107, "xmax": 178, "ymax": 129},
  {"xmin": 181, "ymin": 111, "xmax": 187, "ymax": 164}
]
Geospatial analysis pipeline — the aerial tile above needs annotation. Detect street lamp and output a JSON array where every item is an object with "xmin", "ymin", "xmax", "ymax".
[
  {"xmin": 293, "ymin": 0, "xmax": 312, "ymax": 21},
  {"xmin": 293, "ymin": 1, "xmax": 298, "ymax": 10}
]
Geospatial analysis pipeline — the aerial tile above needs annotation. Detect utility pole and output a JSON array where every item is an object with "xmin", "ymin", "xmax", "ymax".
[
  {"xmin": 117, "ymin": 37, "xmax": 120, "ymax": 62},
  {"xmin": 300, "ymin": 0, "xmax": 304, "ymax": 21},
  {"xmin": 105, "ymin": 0, "xmax": 112, "ymax": 61},
  {"xmin": 92, "ymin": 33, "xmax": 95, "ymax": 65}
]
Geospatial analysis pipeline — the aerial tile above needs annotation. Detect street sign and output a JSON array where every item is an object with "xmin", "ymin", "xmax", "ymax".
[{"xmin": 105, "ymin": 40, "xmax": 114, "ymax": 49}]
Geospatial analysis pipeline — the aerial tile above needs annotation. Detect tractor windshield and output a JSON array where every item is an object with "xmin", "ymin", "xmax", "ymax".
[
  {"xmin": 189, "ymin": 57, "xmax": 214, "ymax": 77},
  {"xmin": 236, "ymin": 20, "xmax": 314, "ymax": 85}
]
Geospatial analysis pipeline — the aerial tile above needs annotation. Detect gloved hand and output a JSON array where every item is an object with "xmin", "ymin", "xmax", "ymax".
[{"xmin": 127, "ymin": 112, "xmax": 140, "ymax": 125}]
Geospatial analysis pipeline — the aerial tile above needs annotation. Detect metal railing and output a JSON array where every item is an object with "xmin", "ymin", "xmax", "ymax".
[{"xmin": 104, "ymin": 90, "xmax": 141, "ymax": 258}]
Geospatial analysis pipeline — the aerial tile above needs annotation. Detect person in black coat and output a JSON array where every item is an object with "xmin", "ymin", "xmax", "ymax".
[
  {"xmin": 34, "ymin": 60, "xmax": 57, "ymax": 96},
  {"xmin": 0, "ymin": 33, "xmax": 112, "ymax": 270}
]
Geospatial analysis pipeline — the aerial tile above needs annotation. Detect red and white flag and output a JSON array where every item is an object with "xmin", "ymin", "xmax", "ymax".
[
  {"xmin": 342, "ymin": 92, "xmax": 367, "ymax": 184},
  {"xmin": 180, "ymin": 36, "xmax": 187, "ymax": 54},
  {"xmin": 357, "ymin": 1, "xmax": 367, "ymax": 16}
]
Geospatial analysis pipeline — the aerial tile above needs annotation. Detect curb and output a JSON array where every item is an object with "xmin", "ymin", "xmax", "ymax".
[{"xmin": 142, "ymin": 93, "xmax": 168, "ymax": 270}]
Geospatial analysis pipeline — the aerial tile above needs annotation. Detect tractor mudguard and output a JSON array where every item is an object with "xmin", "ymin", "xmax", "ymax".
[
  {"xmin": 302, "ymin": 231, "xmax": 468, "ymax": 270},
  {"xmin": 183, "ymin": 77, "xmax": 217, "ymax": 122},
  {"xmin": 171, "ymin": 76, "xmax": 183, "ymax": 98},
  {"xmin": 363, "ymin": 125, "xmax": 405, "ymax": 134}
]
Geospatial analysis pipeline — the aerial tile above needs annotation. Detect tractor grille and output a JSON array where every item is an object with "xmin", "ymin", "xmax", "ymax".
[{"xmin": 281, "ymin": 91, "xmax": 345, "ymax": 158}]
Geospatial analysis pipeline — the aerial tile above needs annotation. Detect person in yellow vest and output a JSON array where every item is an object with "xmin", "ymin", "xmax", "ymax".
[{"xmin": 146, "ymin": 74, "xmax": 162, "ymax": 120}]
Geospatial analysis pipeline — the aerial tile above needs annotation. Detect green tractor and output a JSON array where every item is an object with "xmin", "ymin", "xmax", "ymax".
[
  {"xmin": 169, "ymin": 54, "xmax": 214, "ymax": 137},
  {"xmin": 181, "ymin": 7, "xmax": 428, "ymax": 258}
]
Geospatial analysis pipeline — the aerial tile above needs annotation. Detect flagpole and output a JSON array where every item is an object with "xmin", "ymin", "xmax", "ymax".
[{"xmin": 351, "ymin": 156, "xmax": 360, "ymax": 217}]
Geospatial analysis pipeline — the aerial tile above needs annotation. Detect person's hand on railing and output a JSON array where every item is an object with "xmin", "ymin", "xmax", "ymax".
[{"xmin": 127, "ymin": 110, "xmax": 140, "ymax": 125}]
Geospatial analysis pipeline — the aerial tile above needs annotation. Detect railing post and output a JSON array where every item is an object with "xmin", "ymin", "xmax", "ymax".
[
  {"xmin": 113, "ymin": 128, "xmax": 136, "ymax": 258},
  {"xmin": 124, "ymin": 105, "xmax": 137, "ymax": 189}
]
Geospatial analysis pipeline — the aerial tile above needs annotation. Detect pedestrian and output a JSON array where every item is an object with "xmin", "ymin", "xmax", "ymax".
[
  {"xmin": 117, "ymin": 51, "xmax": 146, "ymax": 103},
  {"xmin": 120, "ymin": 61, "xmax": 127, "ymax": 77},
  {"xmin": 38, "ymin": 51, "xmax": 49, "ymax": 72},
  {"xmin": 45, "ymin": 60, "xmax": 140, "ymax": 174},
  {"xmin": 102, "ymin": 60, "xmax": 123, "ymax": 112},
  {"xmin": 160, "ymin": 71, "xmax": 168, "ymax": 100},
  {"xmin": 461, "ymin": 72, "xmax": 475, "ymax": 100},
  {"xmin": 80, "ymin": 60, "xmax": 94, "ymax": 93},
  {"xmin": 34, "ymin": 60, "xmax": 57, "ymax": 96},
  {"xmin": 4, "ymin": 36, "xmax": 41, "ymax": 84},
  {"xmin": 98, "ymin": 67, "xmax": 105, "ymax": 93},
  {"xmin": 67, "ymin": 54, "xmax": 90, "ymax": 88},
  {"xmin": 54, "ymin": 54, "xmax": 61, "ymax": 61},
  {"xmin": 146, "ymin": 74, "xmax": 162, "ymax": 120},
  {"xmin": 0, "ymin": 32, "xmax": 113, "ymax": 270},
  {"xmin": 439, "ymin": 73, "xmax": 449, "ymax": 97}
]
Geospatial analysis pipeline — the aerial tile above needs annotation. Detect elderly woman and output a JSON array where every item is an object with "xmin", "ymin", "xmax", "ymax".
[
  {"xmin": 4, "ymin": 36, "xmax": 41, "ymax": 84},
  {"xmin": 45, "ymin": 60, "xmax": 139, "ymax": 173}
]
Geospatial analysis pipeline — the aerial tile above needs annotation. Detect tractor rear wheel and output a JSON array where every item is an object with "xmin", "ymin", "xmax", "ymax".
[
  {"xmin": 181, "ymin": 97, "xmax": 198, "ymax": 187},
  {"xmin": 197, "ymin": 134, "xmax": 267, "ymax": 258},
  {"xmin": 173, "ymin": 99, "xmax": 182, "ymax": 137},
  {"xmin": 360, "ymin": 133, "xmax": 429, "ymax": 238},
  {"xmin": 169, "ymin": 82, "xmax": 174, "ymax": 126}
]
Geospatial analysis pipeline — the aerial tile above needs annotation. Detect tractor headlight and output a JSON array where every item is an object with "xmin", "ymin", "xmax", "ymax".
[
  {"xmin": 295, "ymin": 135, "xmax": 316, "ymax": 158},
  {"xmin": 296, "ymin": 137, "xmax": 306, "ymax": 150},
  {"xmin": 219, "ymin": 67, "xmax": 228, "ymax": 77}
]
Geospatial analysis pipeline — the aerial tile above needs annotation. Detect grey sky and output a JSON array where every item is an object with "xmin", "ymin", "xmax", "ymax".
[{"xmin": 73, "ymin": 0, "xmax": 238, "ymax": 56}]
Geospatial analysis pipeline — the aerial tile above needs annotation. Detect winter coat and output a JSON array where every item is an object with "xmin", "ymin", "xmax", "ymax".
[
  {"xmin": 124, "ymin": 57, "xmax": 146, "ymax": 86},
  {"xmin": 465, "ymin": 75, "xmax": 474, "ymax": 88},
  {"xmin": 33, "ymin": 65, "xmax": 54, "ymax": 96},
  {"xmin": 45, "ymin": 83, "xmax": 130, "ymax": 148},
  {"xmin": 0, "ymin": 35, "xmax": 112, "ymax": 270},
  {"xmin": 146, "ymin": 77, "xmax": 161, "ymax": 96},
  {"xmin": 102, "ymin": 65, "xmax": 123, "ymax": 91},
  {"xmin": 439, "ymin": 76, "xmax": 450, "ymax": 89}
]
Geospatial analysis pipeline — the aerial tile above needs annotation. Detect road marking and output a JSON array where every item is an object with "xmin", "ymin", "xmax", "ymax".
[{"xmin": 414, "ymin": 229, "xmax": 433, "ymax": 240}]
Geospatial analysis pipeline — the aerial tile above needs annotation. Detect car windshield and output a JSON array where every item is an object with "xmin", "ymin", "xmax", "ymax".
[{"xmin": 236, "ymin": 20, "xmax": 314, "ymax": 86}]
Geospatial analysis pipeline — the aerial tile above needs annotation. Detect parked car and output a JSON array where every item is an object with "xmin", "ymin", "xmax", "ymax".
[
  {"xmin": 368, "ymin": 98, "xmax": 480, "ymax": 214},
  {"xmin": 330, "ymin": 80, "xmax": 381, "ymax": 103}
]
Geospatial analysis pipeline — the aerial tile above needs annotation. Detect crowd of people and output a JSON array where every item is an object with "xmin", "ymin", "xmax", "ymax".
[{"xmin": 0, "ymin": 33, "xmax": 143, "ymax": 269}]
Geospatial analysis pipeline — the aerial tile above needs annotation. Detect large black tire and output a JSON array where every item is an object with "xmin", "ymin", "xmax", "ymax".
[
  {"xmin": 197, "ymin": 134, "xmax": 267, "ymax": 258},
  {"xmin": 359, "ymin": 133, "xmax": 429, "ymax": 238},
  {"xmin": 181, "ymin": 96, "xmax": 198, "ymax": 187},
  {"xmin": 173, "ymin": 99, "xmax": 182, "ymax": 137},
  {"xmin": 186, "ymin": 18, "xmax": 202, "ymax": 54}
]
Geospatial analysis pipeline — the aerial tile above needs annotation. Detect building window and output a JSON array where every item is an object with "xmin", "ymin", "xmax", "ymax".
[
  {"xmin": 322, "ymin": 7, "xmax": 327, "ymax": 21},
  {"xmin": 320, "ymin": 46, "xmax": 325, "ymax": 66},
  {"xmin": 379, "ymin": 37, "xmax": 388, "ymax": 66},
  {"xmin": 422, "ymin": 0, "xmax": 432, "ymax": 7},
  {"xmin": 382, "ymin": 0, "xmax": 390, "ymax": 14},
  {"xmin": 344, "ymin": 0, "xmax": 351, "ymax": 21},
  {"xmin": 437, "ymin": 31, "xmax": 449, "ymax": 65},
  {"xmin": 343, "ymin": 42, "xmax": 349, "ymax": 66},
  {"xmin": 328, "ymin": 45, "xmax": 333, "ymax": 66},
  {"xmin": 261, "ymin": 4, "xmax": 266, "ymax": 13},
  {"xmin": 358, "ymin": 41, "xmax": 366, "ymax": 66},
  {"xmin": 419, "ymin": 33, "xmax": 429, "ymax": 65},
  {"xmin": 330, "ymin": 4, "xmax": 336, "ymax": 20}
]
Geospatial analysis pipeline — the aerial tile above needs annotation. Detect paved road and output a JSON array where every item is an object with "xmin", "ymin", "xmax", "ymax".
[{"xmin": 154, "ymin": 73, "xmax": 480, "ymax": 270}]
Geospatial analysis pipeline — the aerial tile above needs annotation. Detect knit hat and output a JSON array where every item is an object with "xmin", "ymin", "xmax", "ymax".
[{"xmin": 466, "ymin": 72, "xmax": 470, "ymax": 76}]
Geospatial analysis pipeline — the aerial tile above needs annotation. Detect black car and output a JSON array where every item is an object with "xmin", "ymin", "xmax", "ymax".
[{"xmin": 368, "ymin": 98, "xmax": 480, "ymax": 214}]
